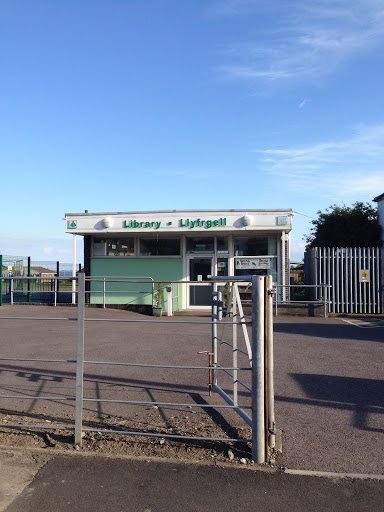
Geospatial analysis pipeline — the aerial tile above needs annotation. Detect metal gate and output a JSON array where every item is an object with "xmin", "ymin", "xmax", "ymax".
[
  {"xmin": 212, "ymin": 275, "xmax": 275, "ymax": 462},
  {"xmin": 0, "ymin": 274, "xmax": 275, "ymax": 463},
  {"xmin": 305, "ymin": 247, "xmax": 383, "ymax": 314}
]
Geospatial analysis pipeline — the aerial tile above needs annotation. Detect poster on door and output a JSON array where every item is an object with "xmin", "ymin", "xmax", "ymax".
[{"xmin": 235, "ymin": 258, "xmax": 272, "ymax": 270}]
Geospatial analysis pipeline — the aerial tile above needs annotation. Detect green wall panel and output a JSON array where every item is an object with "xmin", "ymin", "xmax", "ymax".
[{"xmin": 90, "ymin": 258, "xmax": 184, "ymax": 306}]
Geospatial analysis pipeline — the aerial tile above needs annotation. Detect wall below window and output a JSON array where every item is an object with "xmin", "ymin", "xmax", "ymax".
[{"xmin": 90, "ymin": 258, "xmax": 184, "ymax": 306}]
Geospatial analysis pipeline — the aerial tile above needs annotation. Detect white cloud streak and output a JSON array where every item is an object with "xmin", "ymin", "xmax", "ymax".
[
  {"xmin": 214, "ymin": 0, "xmax": 384, "ymax": 85},
  {"xmin": 254, "ymin": 124, "xmax": 384, "ymax": 197}
]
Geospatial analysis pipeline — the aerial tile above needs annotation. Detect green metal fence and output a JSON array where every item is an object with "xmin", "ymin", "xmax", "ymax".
[{"xmin": 1, "ymin": 254, "xmax": 77, "ymax": 304}]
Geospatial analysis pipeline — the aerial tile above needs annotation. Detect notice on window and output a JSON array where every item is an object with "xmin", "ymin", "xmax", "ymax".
[
  {"xmin": 235, "ymin": 258, "xmax": 272, "ymax": 270},
  {"xmin": 360, "ymin": 269, "xmax": 370, "ymax": 283}
]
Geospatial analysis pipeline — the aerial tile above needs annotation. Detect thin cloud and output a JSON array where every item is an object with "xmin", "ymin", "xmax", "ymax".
[
  {"xmin": 207, "ymin": 0, "xmax": 263, "ymax": 16},
  {"xmin": 215, "ymin": 0, "xmax": 384, "ymax": 85},
  {"xmin": 153, "ymin": 168, "xmax": 232, "ymax": 179},
  {"xmin": 219, "ymin": 66, "xmax": 294, "ymax": 81},
  {"xmin": 254, "ymin": 124, "xmax": 384, "ymax": 197}
]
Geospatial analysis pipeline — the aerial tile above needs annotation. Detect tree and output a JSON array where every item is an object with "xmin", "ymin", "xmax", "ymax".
[{"xmin": 305, "ymin": 202, "xmax": 382, "ymax": 249}]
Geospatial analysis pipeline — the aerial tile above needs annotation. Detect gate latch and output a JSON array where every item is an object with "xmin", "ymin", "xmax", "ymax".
[{"xmin": 197, "ymin": 350, "xmax": 213, "ymax": 396}]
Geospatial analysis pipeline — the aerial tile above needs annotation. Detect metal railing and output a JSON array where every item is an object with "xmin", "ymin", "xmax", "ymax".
[
  {"xmin": 273, "ymin": 284, "xmax": 332, "ymax": 318},
  {"xmin": 214, "ymin": 279, "xmax": 331, "ymax": 318},
  {"xmin": 1, "ymin": 276, "xmax": 181, "ymax": 312},
  {"xmin": 0, "ymin": 274, "xmax": 275, "ymax": 463},
  {"xmin": 86, "ymin": 276, "xmax": 154, "ymax": 308},
  {"xmin": 0, "ymin": 276, "xmax": 77, "ymax": 306}
]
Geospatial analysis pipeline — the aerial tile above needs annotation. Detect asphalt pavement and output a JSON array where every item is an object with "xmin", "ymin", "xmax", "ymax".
[{"xmin": 5, "ymin": 454, "xmax": 384, "ymax": 512}]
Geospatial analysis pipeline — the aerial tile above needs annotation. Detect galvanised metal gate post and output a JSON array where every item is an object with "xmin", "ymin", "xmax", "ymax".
[
  {"xmin": 265, "ymin": 275, "xmax": 275, "ymax": 451},
  {"xmin": 232, "ymin": 285, "xmax": 238, "ymax": 407},
  {"xmin": 74, "ymin": 273, "xmax": 84, "ymax": 446},
  {"xmin": 211, "ymin": 283, "xmax": 218, "ymax": 386},
  {"xmin": 251, "ymin": 275, "xmax": 265, "ymax": 463}
]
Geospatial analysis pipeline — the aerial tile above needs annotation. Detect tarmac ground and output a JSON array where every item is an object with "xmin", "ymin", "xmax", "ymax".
[{"xmin": 0, "ymin": 305, "xmax": 383, "ymax": 510}]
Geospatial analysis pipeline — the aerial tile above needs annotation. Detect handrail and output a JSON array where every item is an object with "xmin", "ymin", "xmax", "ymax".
[{"xmin": 273, "ymin": 283, "xmax": 332, "ymax": 318}]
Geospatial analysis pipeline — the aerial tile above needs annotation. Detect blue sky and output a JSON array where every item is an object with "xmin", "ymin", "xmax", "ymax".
[{"xmin": 1, "ymin": 0, "xmax": 384, "ymax": 263}]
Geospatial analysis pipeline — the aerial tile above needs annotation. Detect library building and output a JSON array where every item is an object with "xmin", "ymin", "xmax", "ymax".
[{"xmin": 65, "ymin": 209, "xmax": 293, "ymax": 310}]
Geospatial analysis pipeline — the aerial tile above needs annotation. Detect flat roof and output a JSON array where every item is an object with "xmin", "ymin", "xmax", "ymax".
[
  {"xmin": 65, "ymin": 208, "xmax": 293, "ymax": 216},
  {"xmin": 65, "ymin": 209, "xmax": 293, "ymax": 235}
]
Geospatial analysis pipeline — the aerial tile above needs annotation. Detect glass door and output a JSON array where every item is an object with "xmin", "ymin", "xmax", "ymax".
[{"xmin": 188, "ymin": 257, "xmax": 213, "ymax": 307}]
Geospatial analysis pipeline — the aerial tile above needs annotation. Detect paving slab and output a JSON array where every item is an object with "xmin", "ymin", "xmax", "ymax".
[{"xmin": 0, "ymin": 449, "xmax": 51, "ymax": 512}]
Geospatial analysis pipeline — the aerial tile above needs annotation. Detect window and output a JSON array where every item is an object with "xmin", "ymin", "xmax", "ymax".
[
  {"xmin": 234, "ymin": 237, "xmax": 269, "ymax": 256},
  {"xmin": 139, "ymin": 238, "xmax": 180, "ymax": 256},
  {"xmin": 186, "ymin": 237, "xmax": 214, "ymax": 253},
  {"xmin": 217, "ymin": 237, "xmax": 228, "ymax": 254},
  {"xmin": 93, "ymin": 238, "xmax": 134, "ymax": 257},
  {"xmin": 107, "ymin": 239, "xmax": 134, "ymax": 256},
  {"xmin": 93, "ymin": 241, "xmax": 106, "ymax": 256}
]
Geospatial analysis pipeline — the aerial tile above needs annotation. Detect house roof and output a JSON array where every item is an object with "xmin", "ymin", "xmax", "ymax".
[
  {"xmin": 30, "ymin": 266, "xmax": 55, "ymax": 274},
  {"xmin": 373, "ymin": 193, "xmax": 384, "ymax": 202}
]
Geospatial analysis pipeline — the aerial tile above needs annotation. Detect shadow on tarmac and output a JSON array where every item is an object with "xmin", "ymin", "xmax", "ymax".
[
  {"xmin": 280, "ymin": 374, "xmax": 384, "ymax": 433},
  {"xmin": 274, "ymin": 321, "xmax": 384, "ymax": 342}
]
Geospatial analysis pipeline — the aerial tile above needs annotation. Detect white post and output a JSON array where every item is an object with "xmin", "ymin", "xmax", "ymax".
[
  {"xmin": 281, "ymin": 231, "xmax": 286, "ymax": 302},
  {"xmin": 72, "ymin": 234, "xmax": 76, "ymax": 304},
  {"xmin": 167, "ymin": 285, "xmax": 173, "ymax": 316}
]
